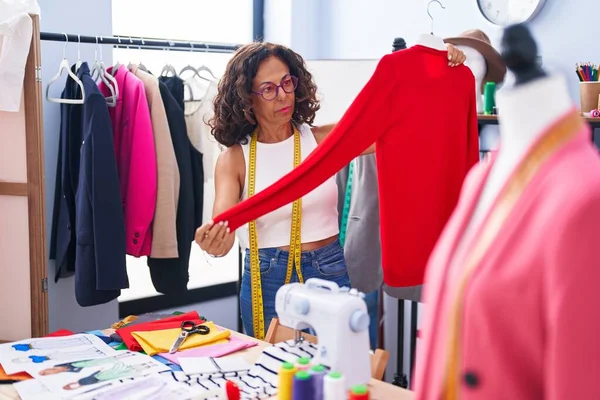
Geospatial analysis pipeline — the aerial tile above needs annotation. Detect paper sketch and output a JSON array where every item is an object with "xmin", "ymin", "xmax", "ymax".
[
  {"xmin": 28, "ymin": 351, "xmax": 170, "ymax": 398},
  {"xmin": 11, "ymin": 336, "xmax": 93, "ymax": 352},
  {"xmin": 12, "ymin": 347, "xmax": 106, "ymax": 365},
  {"xmin": 0, "ymin": 334, "xmax": 116, "ymax": 375},
  {"xmin": 73, "ymin": 375, "xmax": 196, "ymax": 400}
]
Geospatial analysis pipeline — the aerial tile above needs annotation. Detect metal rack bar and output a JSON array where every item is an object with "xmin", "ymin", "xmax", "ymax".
[{"xmin": 40, "ymin": 32, "xmax": 242, "ymax": 54}]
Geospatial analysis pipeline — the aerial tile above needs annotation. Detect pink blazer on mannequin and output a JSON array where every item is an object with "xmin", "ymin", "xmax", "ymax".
[{"xmin": 414, "ymin": 109, "xmax": 600, "ymax": 400}]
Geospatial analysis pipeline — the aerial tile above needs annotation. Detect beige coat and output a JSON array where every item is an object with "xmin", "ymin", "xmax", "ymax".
[{"xmin": 130, "ymin": 65, "xmax": 180, "ymax": 258}]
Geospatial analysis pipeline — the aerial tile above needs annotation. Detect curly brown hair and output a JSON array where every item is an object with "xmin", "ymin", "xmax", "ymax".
[{"xmin": 209, "ymin": 42, "xmax": 320, "ymax": 147}]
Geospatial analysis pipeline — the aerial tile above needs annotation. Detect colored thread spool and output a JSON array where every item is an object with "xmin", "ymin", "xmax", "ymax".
[
  {"xmin": 484, "ymin": 81, "xmax": 496, "ymax": 115},
  {"xmin": 323, "ymin": 371, "xmax": 346, "ymax": 400},
  {"xmin": 590, "ymin": 109, "xmax": 600, "ymax": 118},
  {"xmin": 310, "ymin": 364, "xmax": 327, "ymax": 400},
  {"xmin": 292, "ymin": 370, "xmax": 314, "ymax": 400},
  {"xmin": 296, "ymin": 357, "xmax": 311, "ymax": 371},
  {"xmin": 348, "ymin": 384, "xmax": 370, "ymax": 400},
  {"xmin": 278, "ymin": 362, "xmax": 297, "ymax": 400}
]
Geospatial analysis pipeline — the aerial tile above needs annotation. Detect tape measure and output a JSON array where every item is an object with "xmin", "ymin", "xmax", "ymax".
[{"xmin": 248, "ymin": 126, "xmax": 304, "ymax": 340}]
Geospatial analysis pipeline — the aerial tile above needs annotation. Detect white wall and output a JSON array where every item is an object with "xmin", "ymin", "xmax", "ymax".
[{"xmin": 272, "ymin": 0, "xmax": 598, "ymax": 102}]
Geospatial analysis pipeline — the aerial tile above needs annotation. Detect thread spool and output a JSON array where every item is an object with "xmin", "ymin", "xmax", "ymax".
[
  {"xmin": 292, "ymin": 370, "xmax": 314, "ymax": 400},
  {"xmin": 278, "ymin": 362, "xmax": 297, "ymax": 400},
  {"xmin": 484, "ymin": 82, "xmax": 496, "ymax": 115},
  {"xmin": 348, "ymin": 384, "xmax": 370, "ymax": 400},
  {"xmin": 296, "ymin": 357, "xmax": 311, "ymax": 371},
  {"xmin": 323, "ymin": 371, "xmax": 346, "ymax": 400},
  {"xmin": 310, "ymin": 364, "xmax": 327, "ymax": 400}
]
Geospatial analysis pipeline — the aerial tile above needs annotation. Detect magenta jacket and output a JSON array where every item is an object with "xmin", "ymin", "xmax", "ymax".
[{"xmin": 99, "ymin": 65, "xmax": 157, "ymax": 257}]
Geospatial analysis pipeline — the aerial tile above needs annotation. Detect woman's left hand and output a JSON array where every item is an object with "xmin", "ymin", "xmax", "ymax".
[{"xmin": 445, "ymin": 43, "xmax": 467, "ymax": 67}]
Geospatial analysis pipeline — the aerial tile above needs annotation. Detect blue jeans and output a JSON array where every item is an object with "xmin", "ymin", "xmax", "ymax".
[
  {"xmin": 363, "ymin": 289, "xmax": 379, "ymax": 350},
  {"xmin": 240, "ymin": 240, "xmax": 352, "ymax": 338}
]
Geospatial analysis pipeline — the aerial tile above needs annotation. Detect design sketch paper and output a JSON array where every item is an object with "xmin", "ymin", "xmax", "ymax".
[
  {"xmin": 26, "ymin": 351, "xmax": 170, "ymax": 399},
  {"xmin": 0, "ymin": 334, "xmax": 116, "ymax": 375},
  {"xmin": 72, "ymin": 375, "xmax": 196, "ymax": 400},
  {"xmin": 13, "ymin": 379, "xmax": 61, "ymax": 400}
]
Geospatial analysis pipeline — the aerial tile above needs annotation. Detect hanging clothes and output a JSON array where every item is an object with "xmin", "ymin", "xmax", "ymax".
[
  {"xmin": 98, "ymin": 65, "xmax": 158, "ymax": 258},
  {"xmin": 335, "ymin": 156, "xmax": 383, "ymax": 293},
  {"xmin": 147, "ymin": 81, "xmax": 196, "ymax": 294},
  {"xmin": 0, "ymin": 13, "xmax": 33, "ymax": 112},
  {"xmin": 50, "ymin": 63, "xmax": 128, "ymax": 307},
  {"xmin": 184, "ymin": 78, "xmax": 220, "ymax": 183},
  {"xmin": 130, "ymin": 65, "xmax": 180, "ymax": 259},
  {"xmin": 159, "ymin": 76, "xmax": 185, "ymax": 110},
  {"xmin": 161, "ymin": 75, "xmax": 204, "ymax": 229},
  {"xmin": 213, "ymin": 45, "xmax": 480, "ymax": 288}
]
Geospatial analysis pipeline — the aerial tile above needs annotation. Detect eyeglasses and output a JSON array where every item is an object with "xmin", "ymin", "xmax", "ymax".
[{"xmin": 252, "ymin": 75, "xmax": 298, "ymax": 101}]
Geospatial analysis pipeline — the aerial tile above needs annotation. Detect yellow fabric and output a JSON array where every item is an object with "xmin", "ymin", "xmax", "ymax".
[{"xmin": 131, "ymin": 321, "xmax": 231, "ymax": 356}]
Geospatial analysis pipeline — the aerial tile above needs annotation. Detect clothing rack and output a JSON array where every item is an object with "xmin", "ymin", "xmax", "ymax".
[
  {"xmin": 39, "ymin": 30, "xmax": 245, "ymax": 333},
  {"xmin": 39, "ymin": 32, "xmax": 242, "ymax": 54}
]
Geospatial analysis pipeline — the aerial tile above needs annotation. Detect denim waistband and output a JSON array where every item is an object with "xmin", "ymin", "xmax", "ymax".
[{"xmin": 245, "ymin": 239, "xmax": 342, "ymax": 263}]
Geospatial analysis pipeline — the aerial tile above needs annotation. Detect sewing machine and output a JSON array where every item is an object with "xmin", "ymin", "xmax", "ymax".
[{"xmin": 275, "ymin": 278, "xmax": 371, "ymax": 388}]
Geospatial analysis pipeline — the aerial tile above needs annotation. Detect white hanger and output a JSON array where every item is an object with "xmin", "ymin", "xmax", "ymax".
[
  {"xmin": 45, "ymin": 33, "xmax": 85, "ymax": 105},
  {"xmin": 75, "ymin": 34, "xmax": 83, "ymax": 72},
  {"xmin": 160, "ymin": 43, "xmax": 178, "ymax": 77},
  {"xmin": 138, "ymin": 38, "xmax": 148, "ymax": 72},
  {"xmin": 415, "ymin": 0, "xmax": 447, "ymax": 51},
  {"xmin": 196, "ymin": 43, "xmax": 217, "ymax": 80},
  {"xmin": 179, "ymin": 42, "xmax": 211, "ymax": 82},
  {"xmin": 197, "ymin": 65, "xmax": 217, "ymax": 80},
  {"xmin": 110, "ymin": 37, "xmax": 123, "ymax": 77},
  {"xmin": 91, "ymin": 36, "xmax": 118, "ymax": 107}
]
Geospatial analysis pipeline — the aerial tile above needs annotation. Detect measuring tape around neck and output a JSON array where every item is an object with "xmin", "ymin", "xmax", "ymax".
[{"xmin": 248, "ymin": 126, "xmax": 304, "ymax": 340}]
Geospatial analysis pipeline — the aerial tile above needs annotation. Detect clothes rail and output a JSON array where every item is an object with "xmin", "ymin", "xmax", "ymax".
[{"xmin": 39, "ymin": 32, "xmax": 243, "ymax": 54}]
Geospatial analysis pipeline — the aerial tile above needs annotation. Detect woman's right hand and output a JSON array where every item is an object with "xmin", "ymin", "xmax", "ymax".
[{"xmin": 195, "ymin": 221, "xmax": 232, "ymax": 257}]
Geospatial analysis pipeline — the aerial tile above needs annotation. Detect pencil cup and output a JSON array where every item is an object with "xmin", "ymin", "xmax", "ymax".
[{"xmin": 579, "ymin": 82, "xmax": 600, "ymax": 113}]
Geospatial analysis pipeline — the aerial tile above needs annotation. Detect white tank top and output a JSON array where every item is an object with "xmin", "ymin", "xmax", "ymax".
[{"xmin": 237, "ymin": 124, "xmax": 339, "ymax": 249}]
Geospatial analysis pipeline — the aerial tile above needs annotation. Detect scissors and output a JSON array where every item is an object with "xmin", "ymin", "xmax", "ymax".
[{"xmin": 169, "ymin": 321, "xmax": 211, "ymax": 353}]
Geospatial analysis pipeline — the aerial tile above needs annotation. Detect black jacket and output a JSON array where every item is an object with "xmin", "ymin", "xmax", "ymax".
[
  {"xmin": 51, "ymin": 63, "xmax": 128, "ymax": 306},
  {"xmin": 147, "ymin": 80, "xmax": 203, "ymax": 294}
]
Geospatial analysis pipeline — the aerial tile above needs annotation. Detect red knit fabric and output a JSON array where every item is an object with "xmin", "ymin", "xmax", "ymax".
[{"xmin": 214, "ymin": 45, "xmax": 479, "ymax": 287}]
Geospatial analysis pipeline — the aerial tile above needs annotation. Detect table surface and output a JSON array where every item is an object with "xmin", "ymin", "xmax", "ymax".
[
  {"xmin": 228, "ymin": 330, "xmax": 415, "ymax": 400},
  {"xmin": 0, "ymin": 329, "xmax": 414, "ymax": 400}
]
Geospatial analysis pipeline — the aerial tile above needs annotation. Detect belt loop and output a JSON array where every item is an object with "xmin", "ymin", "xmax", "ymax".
[{"xmin": 273, "ymin": 249, "xmax": 281, "ymax": 264}]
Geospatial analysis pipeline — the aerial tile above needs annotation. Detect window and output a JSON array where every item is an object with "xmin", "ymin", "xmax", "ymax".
[{"xmin": 111, "ymin": 0, "xmax": 253, "ymax": 302}]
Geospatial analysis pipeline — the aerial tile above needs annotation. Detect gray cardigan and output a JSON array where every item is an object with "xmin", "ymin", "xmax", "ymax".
[{"xmin": 336, "ymin": 154, "xmax": 422, "ymax": 301}]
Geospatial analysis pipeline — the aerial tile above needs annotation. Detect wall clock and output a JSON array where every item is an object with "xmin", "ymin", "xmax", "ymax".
[{"xmin": 477, "ymin": 0, "xmax": 547, "ymax": 26}]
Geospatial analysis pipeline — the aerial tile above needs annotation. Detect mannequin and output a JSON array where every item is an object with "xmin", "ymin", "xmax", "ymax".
[
  {"xmin": 413, "ymin": 24, "xmax": 600, "ymax": 400},
  {"xmin": 456, "ymin": 46, "xmax": 486, "ymax": 112},
  {"xmin": 468, "ymin": 24, "xmax": 572, "ymax": 230}
]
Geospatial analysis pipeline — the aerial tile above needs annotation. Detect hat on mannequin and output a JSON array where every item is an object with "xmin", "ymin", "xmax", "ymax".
[{"xmin": 444, "ymin": 29, "xmax": 507, "ymax": 93}]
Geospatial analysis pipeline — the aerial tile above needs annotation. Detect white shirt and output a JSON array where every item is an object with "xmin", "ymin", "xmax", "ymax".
[{"xmin": 0, "ymin": 0, "xmax": 39, "ymax": 112}]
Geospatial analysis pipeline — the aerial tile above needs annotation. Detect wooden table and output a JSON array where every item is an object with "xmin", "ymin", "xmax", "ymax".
[{"xmin": 1, "ymin": 329, "xmax": 414, "ymax": 400}]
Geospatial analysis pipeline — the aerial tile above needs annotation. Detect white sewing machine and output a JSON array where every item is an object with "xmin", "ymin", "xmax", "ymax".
[{"xmin": 275, "ymin": 278, "xmax": 371, "ymax": 388}]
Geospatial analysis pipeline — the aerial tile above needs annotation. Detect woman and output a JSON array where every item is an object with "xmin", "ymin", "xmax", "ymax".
[{"xmin": 195, "ymin": 42, "xmax": 466, "ymax": 338}]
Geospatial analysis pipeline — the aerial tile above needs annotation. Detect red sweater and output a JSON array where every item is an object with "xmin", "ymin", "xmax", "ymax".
[{"xmin": 214, "ymin": 45, "xmax": 479, "ymax": 287}]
